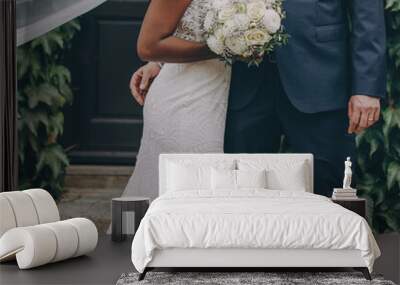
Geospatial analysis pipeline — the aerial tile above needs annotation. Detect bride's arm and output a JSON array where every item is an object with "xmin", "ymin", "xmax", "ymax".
[{"xmin": 137, "ymin": 0, "xmax": 215, "ymax": 63}]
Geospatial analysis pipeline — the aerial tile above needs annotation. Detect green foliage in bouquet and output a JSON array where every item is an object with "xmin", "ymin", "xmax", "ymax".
[
  {"xmin": 17, "ymin": 20, "xmax": 80, "ymax": 199},
  {"xmin": 356, "ymin": 0, "xmax": 400, "ymax": 233}
]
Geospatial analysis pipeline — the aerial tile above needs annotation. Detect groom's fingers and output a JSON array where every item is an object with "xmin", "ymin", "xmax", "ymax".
[
  {"xmin": 373, "ymin": 105, "xmax": 381, "ymax": 122},
  {"xmin": 356, "ymin": 109, "xmax": 371, "ymax": 133},
  {"xmin": 348, "ymin": 100, "xmax": 353, "ymax": 119},
  {"xmin": 348, "ymin": 107, "xmax": 361, "ymax": 134}
]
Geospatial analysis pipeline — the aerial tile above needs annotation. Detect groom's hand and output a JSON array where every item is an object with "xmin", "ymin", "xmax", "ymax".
[
  {"xmin": 129, "ymin": 62, "xmax": 161, "ymax": 106},
  {"xmin": 348, "ymin": 95, "xmax": 381, "ymax": 134}
]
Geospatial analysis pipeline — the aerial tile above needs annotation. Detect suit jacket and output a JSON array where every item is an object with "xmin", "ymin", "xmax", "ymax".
[{"xmin": 228, "ymin": 0, "xmax": 387, "ymax": 113}]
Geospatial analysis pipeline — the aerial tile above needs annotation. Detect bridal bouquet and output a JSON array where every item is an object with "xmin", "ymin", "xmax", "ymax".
[{"xmin": 204, "ymin": 0, "xmax": 288, "ymax": 66}]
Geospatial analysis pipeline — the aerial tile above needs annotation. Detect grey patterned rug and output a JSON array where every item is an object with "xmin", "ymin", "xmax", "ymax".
[{"xmin": 116, "ymin": 272, "xmax": 396, "ymax": 285}]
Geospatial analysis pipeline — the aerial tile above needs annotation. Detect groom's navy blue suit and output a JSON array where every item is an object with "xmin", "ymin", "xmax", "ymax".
[{"xmin": 225, "ymin": 0, "xmax": 386, "ymax": 196}]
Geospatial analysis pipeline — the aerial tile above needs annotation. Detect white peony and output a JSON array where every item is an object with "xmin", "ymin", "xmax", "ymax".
[
  {"xmin": 225, "ymin": 35, "xmax": 248, "ymax": 55},
  {"xmin": 262, "ymin": 9, "xmax": 281, "ymax": 34},
  {"xmin": 245, "ymin": 28, "xmax": 271, "ymax": 45},
  {"xmin": 233, "ymin": 14, "xmax": 250, "ymax": 31},
  {"xmin": 247, "ymin": 1, "xmax": 266, "ymax": 22},
  {"xmin": 218, "ymin": 5, "xmax": 237, "ymax": 23},
  {"xmin": 204, "ymin": 10, "xmax": 216, "ymax": 32}
]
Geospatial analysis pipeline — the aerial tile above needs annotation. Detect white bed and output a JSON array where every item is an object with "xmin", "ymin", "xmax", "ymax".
[{"xmin": 131, "ymin": 154, "xmax": 380, "ymax": 280}]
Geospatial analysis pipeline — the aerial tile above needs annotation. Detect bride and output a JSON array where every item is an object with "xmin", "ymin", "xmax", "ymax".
[{"xmin": 121, "ymin": 0, "xmax": 231, "ymax": 200}]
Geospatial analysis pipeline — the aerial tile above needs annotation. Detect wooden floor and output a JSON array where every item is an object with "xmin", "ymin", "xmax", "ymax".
[{"xmin": 0, "ymin": 236, "xmax": 133, "ymax": 285}]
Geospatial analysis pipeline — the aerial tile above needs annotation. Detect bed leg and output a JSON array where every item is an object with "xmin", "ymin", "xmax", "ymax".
[
  {"xmin": 138, "ymin": 268, "xmax": 148, "ymax": 281},
  {"xmin": 354, "ymin": 267, "xmax": 371, "ymax": 280}
]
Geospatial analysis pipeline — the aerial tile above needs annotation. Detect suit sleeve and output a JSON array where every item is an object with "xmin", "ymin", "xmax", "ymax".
[{"xmin": 350, "ymin": 0, "xmax": 386, "ymax": 98}]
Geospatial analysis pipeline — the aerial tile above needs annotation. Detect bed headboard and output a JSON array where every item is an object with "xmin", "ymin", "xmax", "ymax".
[{"xmin": 159, "ymin": 153, "xmax": 314, "ymax": 196}]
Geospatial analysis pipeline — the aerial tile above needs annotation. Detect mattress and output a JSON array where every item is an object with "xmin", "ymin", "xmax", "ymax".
[{"xmin": 131, "ymin": 190, "xmax": 380, "ymax": 273}]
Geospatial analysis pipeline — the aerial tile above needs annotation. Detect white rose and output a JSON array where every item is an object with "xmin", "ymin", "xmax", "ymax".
[
  {"xmin": 247, "ymin": 1, "xmax": 266, "ymax": 22},
  {"xmin": 262, "ymin": 9, "xmax": 281, "ymax": 34},
  {"xmin": 218, "ymin": 5, "xmax": 237, "ymax": 23},
  {"xmin": 234, "ymin": 2, "xmax": 247, "ymax": 13},
  {"xmin": 207, "ymin": 30, "xmax": 225, "ymax": 55},
  {"xmin": 213, "ymin": 0, "xmax": 231, "ymax": 9},
  {"xmin": 222, "ymin": 19, "xmax": 237, "ymax": 37},
  {"xmin": 233, "ymin": 14, "xmax": 250, "ymax": 31},
  {"xmin": 244, "ymin": 28, "xmax": 271, "ymax": 46},
  {"xmin": 214, "ymin": 28, "xmax": 225, "ymax": 40},
  {"xmin": 226, "ymin": 35, "xmax": 248, "ymax": 56},
  {"xmin": 204, "ymin": 10, "xmax": 216, "ymax": 32}
]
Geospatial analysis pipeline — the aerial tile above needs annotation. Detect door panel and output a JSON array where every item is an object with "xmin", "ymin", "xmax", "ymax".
[
  {"xmin": 97, "ymin": 19, "xmax": 143, "ymax": 116},
  {"xmin": 63, "ymin": 0, "xmax": 149, "ymax": 165}
]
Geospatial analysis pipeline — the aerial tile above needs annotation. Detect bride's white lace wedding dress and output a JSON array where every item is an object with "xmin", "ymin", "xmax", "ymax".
[{"xmin": 122, "ymin": 0, "xmax": 232, "ymax": 200}]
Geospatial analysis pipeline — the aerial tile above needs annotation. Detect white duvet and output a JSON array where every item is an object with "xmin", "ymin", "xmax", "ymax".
[{"xmin": 131, "ymin": 190, "xmax": 380, "ymax": 273}]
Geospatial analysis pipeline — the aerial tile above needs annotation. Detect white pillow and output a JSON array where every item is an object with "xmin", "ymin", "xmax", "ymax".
[
  {"xmin": 237, "ymin": 169, "xmax": 267, "ymax": 189},
  {"xmin": 211, "ymin": 168, "xmax": 268, "ymax": 190},
  {"xmin": 211, "ymin": 168, "xmax": 236, "ymax": 190},
  {"xmin": 167, "ymin": 162, "xmax": 210, "ymax": 191},
  {"xmin": 238, "ymin": 159, "xmax": 309, "ymax": 192},
  {"xmin": 166, "ymin": 159, "xmax": 236, "ymax": 191}
]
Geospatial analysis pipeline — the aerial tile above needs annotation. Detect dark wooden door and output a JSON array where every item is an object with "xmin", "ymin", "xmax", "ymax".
[{"xmin": 63, "ymin": 0, "xmax": 149, "ymax": 165}]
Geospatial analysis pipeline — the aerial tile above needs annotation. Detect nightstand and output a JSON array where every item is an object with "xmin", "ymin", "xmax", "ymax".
[
  {"xmin": 331, "ymin": 198, "xmax": 366, "ymax": 219},
  {"xmin": 111, "ymin": 197, "xmax": 150, "ymax": 242}
]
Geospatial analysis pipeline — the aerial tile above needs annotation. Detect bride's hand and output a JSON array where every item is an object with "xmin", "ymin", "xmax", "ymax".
[{"xmin": 129, "ymin": 62, "xmax": 161, "ymax": 105}]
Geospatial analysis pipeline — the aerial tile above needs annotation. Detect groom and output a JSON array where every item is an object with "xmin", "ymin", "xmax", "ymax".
[{"xmin": 130, "ymin": 0, "xmax": 386, "ymax": 197}]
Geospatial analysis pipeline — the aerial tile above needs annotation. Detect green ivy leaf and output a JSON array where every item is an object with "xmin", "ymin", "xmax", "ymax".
[
  {"xmin": 387, "ymin": 161, "xmax": 400, "ymax": 189},
  {"xmin": 47, "ymin": 112, "xmax": 64, "ymax": 137},
  {"xmin": 20, "ymin": 110, "xmax": 49, "ymax": 137},
  {"xmin": 32, "ymin": 37, "xmax": 52, "ymax": 55},
  {"xmin": 27, "ymin": 84, "xmax": 65, "ymax": 109},
  {"xmin": 50, "ymin": 65, "xmax": 71, "ymax": 84},
  {"xmin": 36, "ymin": 144, "xmax": 69, "ymax": 180},
  {"xmin": 17, "ymin": 49, "xmax": 29, "ymax": 79}
]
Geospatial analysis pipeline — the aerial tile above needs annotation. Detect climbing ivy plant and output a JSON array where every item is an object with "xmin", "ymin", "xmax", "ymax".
[
  {"xmin": 356, "ymin": 0, "xmax": 400, "ymax": 233},
  {"xmin": 17, "ymin": 20, "xmax": 80, "ymax": 199}
]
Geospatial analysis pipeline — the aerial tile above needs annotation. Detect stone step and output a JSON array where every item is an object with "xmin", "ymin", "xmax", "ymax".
[
  {"xmin": 58, "ymin": 186, "xmax": 124, "ymax": 234},
  {"xmin": 61, "ymin": 165, "xmax": 133, "ymax": 234},
  {"xmin": 65, "ymin": 165, "xmax": 134, "ymax": 189}
]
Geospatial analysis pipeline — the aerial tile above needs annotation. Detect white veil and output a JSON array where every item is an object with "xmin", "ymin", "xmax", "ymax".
[{"xmin": 16, "ymin": 0, "xmax": 106, "ymax": 46}]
